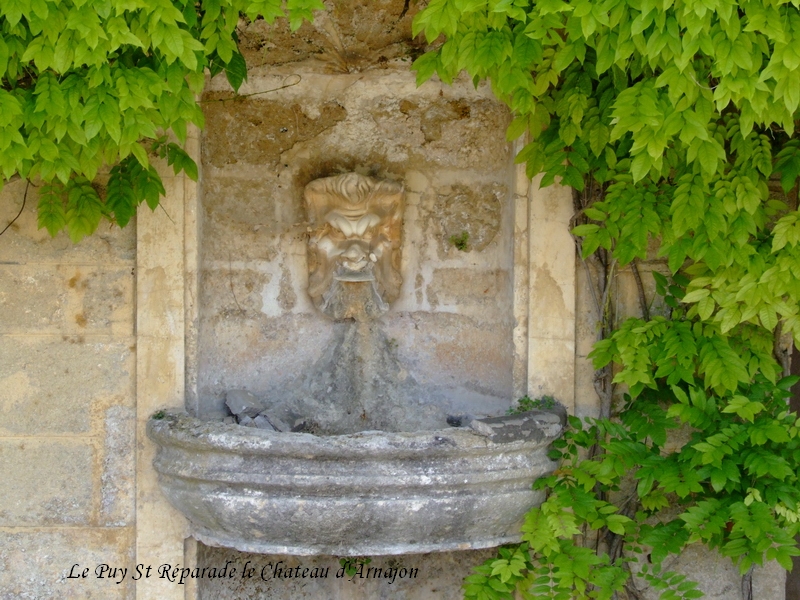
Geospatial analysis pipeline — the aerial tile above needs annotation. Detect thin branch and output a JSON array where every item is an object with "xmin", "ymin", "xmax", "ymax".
[
  {"xmin": 741, "ymin": 564, "xmax": 754, "ymax": 600},
  {"xmin": 576, "ymin": 238, "xmax": 603, "ymax": 321},
  {"xmin": 398, "ymin": 0, "xmax": 410, "ymax": 20},
  {"xmin": 200, "ymin": 75, "xmax": 302, "ymax": 103},
  {"xmin": 0, "ymin": 180, "xmax": 30, "ymax": 238},
  {"xmin": 600, "ymin": 258, "xmax": 618, "ymax": 327},
  {"xmin": 158, "ymin": 202, "xmax": 175, "ymax": 225},
  {"xmin": 630, "ymin": 259, "xmax": 650, "ymax": 321}
]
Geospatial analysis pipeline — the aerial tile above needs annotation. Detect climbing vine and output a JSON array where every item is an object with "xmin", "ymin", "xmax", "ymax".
[
  {"xmin": 411, "ymin": 0, "xmax": 800, "ymax": 597},
  {"xmin": 0, "ymin": 0, "xmax": 321, "ymax": 240}
]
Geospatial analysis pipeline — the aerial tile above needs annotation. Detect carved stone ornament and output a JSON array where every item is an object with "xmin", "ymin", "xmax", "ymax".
[{"xmin": 305, "ymin": 173, "xmax": 404, "ymax": 319}]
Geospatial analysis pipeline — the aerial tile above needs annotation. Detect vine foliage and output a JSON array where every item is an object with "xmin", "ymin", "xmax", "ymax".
[
  {"xmin": 411, "ymin": 0, "xmax": 800, "ymax": 597},
  {"xmin": 0, "ymin": 0, "xmax": 321, "ymax": 240}
]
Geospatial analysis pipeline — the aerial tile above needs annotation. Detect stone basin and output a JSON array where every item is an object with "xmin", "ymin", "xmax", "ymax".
[{"xmin": 148, "ymin": 410, "xmax": 564, "ymax": 556}]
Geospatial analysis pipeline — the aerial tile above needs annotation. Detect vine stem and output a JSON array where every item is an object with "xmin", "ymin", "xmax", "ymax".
[
  {"xmin": 630, "ymin": 258, "xmax": 650, "ymax": 321},
  {"xmin": 0, "ymin": 180, "xmax": 30, "ymax": 238},
  {"xmin": 741, "ymin": 564, "xmax": 754, "ymax": 600}
]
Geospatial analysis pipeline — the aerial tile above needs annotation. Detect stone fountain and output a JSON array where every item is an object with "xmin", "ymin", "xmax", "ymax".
[{"xmin": 148, "ymin": 173, "xmax": 564, "ymax": 556}]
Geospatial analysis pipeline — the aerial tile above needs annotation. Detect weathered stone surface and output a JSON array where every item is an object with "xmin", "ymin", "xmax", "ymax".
[
  {"xmin": 449, "ymin": 409, "xmax": 566, "ymax": 444},
  {"xmin": 200, "ymin": 267, "xmax": 271, "ymax": 319},
  {"xmin": 197, "ymin": 314, "xmax": 334, "ymax": 418},
  {"xmin": 265, "ymin": 319, "xmax": 447, "ymax": 434},
  {"xmin": 0, "ymin": 336, "xmax": 134, "ymax": 435},
  {"xmin": 0, "ymin": 265, "xmax": 133, "ymax": 335},
  {"xmin": 202, "ymin": 97, "xmax": 347, "ymax": 167},
  {"xmin": 197, "ymin": 545, "xmax": 497, "ymax": 600},
  {"xmin": 367, "ymin": 93, "xmax": 512, "ymax": 171},
  {"xmin": 197, "ymin": 68, "xmax": 516, "ymax": 419},
  {"xmin": 426, "ymin": 268, "xmax": 511, "ymax": 318},
  {"xmin": 101, "ymin": 405, "xmax": 136, "ymax": 526},
  {"xmin": 434, "ymin": 183, "xmax": 505, "ymax": 254},
  {"xmin": 235, "ymin": 0, "xmax": 424, "ymax": 71},
  {"xmin": 225, "ymin": 389, "xmax": 264, "ymax": 418},
  {"xmin": 149, "ymin": 411, "xmax": 562, "ymax": 556},
  {"xmin": 0, "ymin": 528, "xmax": 134, "ymax": 599},
  {"xmin": 0, "ymin": 265, "xmax": 134, "ymax": 335},
  {"xmin": 381, "ymin": 312, "xmax": 514, "ymax": 416},
  {"xmin": 0, "ymin": 440, "xmax": 93, "ymax": 526}
]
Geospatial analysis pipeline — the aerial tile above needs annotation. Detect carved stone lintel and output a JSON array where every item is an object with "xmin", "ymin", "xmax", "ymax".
[{"xmin": 305, "ymin": 173, "xmax": 404, "ymax": 319}]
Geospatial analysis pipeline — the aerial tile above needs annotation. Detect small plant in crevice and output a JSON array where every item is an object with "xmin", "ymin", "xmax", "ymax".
[
  {"xmin": 449, "ymin": 231, "xmax": 470, "ymax": 251},
  {"xmin": 339, "ymin": 556, "xmax": 371, "ymax": 578},
  {"xmin": 151, "ymin": 410, "xmax": 167, "ymax": 420},
  {"xmin": 507, "ymin": 395, "xmax": 558, "ymax": 415}
]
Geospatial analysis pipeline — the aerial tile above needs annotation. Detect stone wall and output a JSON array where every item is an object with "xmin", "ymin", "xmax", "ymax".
[
  {"xmin": 196, "ymin": 66, "xmax": 517, "ymax": 420},
  {"xmin": 0, "ymin": 179, "xmax": 136, "ymax": 599},
  {"xmin": 0, "ymin": 6, "xmax": 790, "ymax": 597}
]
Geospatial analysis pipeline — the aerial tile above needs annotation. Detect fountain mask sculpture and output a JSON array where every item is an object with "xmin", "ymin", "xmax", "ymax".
[{"xmin": 148, "ymin": 171, "xmax": 564, "ymax": 555}]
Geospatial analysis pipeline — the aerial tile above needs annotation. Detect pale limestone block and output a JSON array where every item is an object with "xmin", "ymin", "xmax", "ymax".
[
  {"xmin": 0, "ymin": 265, "xmax": 134, "ymax": 335},
  {"xmin": 426, "ymin": 268, "xmax": 511, "ymax": 322},
  {"xmin": 184, "ymin": 140, "xmax": 202, "ymax": 416},
  {"xmin": 574, "ymin": 260, "xmax": 603, "ymax": 418},
  {"xmin": 0, "ymin": 335, "xmax": 134, "ymax": 435},
  {"xmin": 101, "ymin": 405, "xmax": 136, "ymax": 526},
  {"xmin": 529, "ymin": 311, "xmax": 576, "ymax": 343},
  {"xmin": 201, "ymin": 176, "xmax": 300, "ymax": 261},
  {"xmin": 526, "ymin": 337, "xmax": 576, "ymax": 405},
  {"xmin": 136, "ymin": 165, "xmax": 189, "ymax": 600},
  {"xmin": 527, "ymin": 178, "xmax": 576, "ymax": 410},
  {"xmin": 512, "ymin": 191, "xmax": 531, "ymax": 399},
  {"xmin": 404, "ymin": 170, "xmax": 429, "ymax": 194},
  {"xmin": 0, "ymin": 440, "xmax": 93, "ymax": 526},
  {"xmin": 515, "ymin": 161, "xmax": 529, "ymax": 197},
  {"xmin": 530, "ymin": 173, "xmax": 575, "ymax": 224},
  {"xmin": 0, "ymin": 527, "xmax": 134, "ymax": 599}
]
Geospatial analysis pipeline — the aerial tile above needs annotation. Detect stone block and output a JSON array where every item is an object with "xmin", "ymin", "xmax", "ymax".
[
  {"xmin": 0, "ymin": 336, "xmax": 134, "ymax": 435},
  {"xmin": 225, "ymin": 389, "xmax": 264, "ymax": 418},
  {"xmin": 753, "ymin": 560, "xmax": 786, "ymax": 599},
  {"xmin": 0, "ymin": 440, "xmax": 94, "ymax": 526},
  {"xmin": 234, "ymin": 0, "xmax": 422, "ymax": 70},
  {"xmin": 196, "ymin": 314, "xmax": 333, "ymax": 417},
  {"xmin": 201, "ymin": 176, "xmax": 303, "ymax": 258},
  {"xmin": 426, "ymin": 268, "xmax": 512, "ymax": 321},
  {"xmin": 527, "ymin": 337, "xmax": 576, "ymax": 408},
  {"xmin": 200, "ymin": 267, "xmax": 271, "ymax": 319},
  {"xmin": 382, "ymin": 312, "xmax": 513, "ymax": 406},
  {"xmin": 202, "ymin": 97, "xmax": 348, "ymax": 168},
  {"xmin": 0, "ymin": 265, "xmax": 134, "ymax": 335},
  {"xmin": 0, "ymin": 528, "xmax": 134, "ymax": 599},
  {"xmin": 101, "ymin": 405, "xmax": 135, "ymax": 527}
]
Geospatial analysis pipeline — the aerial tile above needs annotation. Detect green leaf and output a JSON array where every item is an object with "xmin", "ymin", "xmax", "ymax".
[
  {"xmin": 107, "ymin": 161, "xmax": 137, "ymax": 228},
  {"xmin": 65, "ymin": 179, "xmax": 104, "ymax": 243},
  {"xmin": 37, "ymin": 183, "xmax": 67, "ymax": 237},
  {"xmin": 225, "ymin": 51, "xmax": 248, "ymax": 92},
  {"xmin": 682, "ymin": 289, "xmax": 710, "ymax": 303}
]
